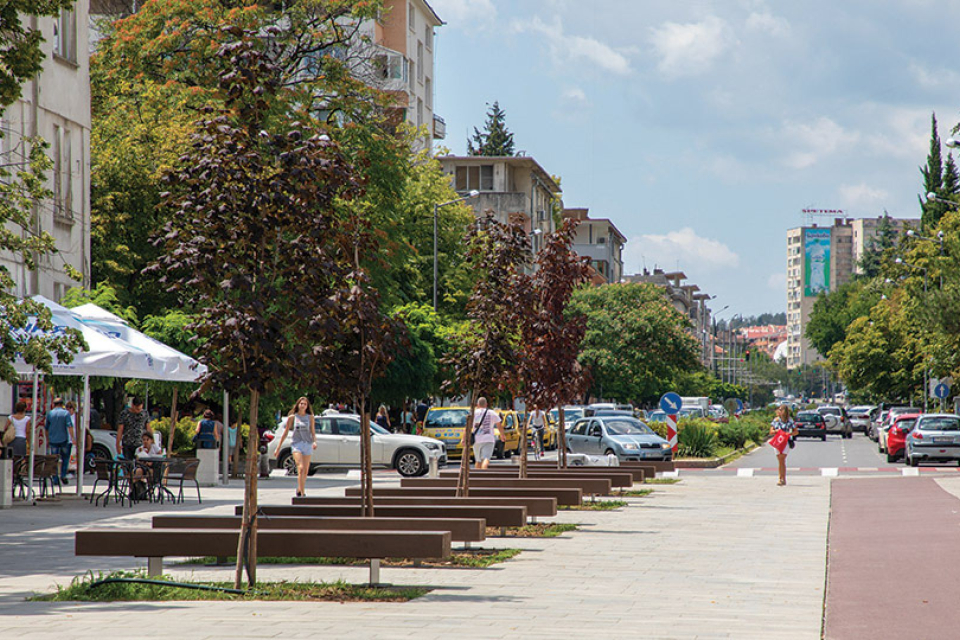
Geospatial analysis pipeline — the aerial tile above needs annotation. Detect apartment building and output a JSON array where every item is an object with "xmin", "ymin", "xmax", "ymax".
[
  {"xmin": 438, "ymin": 154, "xmax": 561, "ymax": 249},
  {"xmin": 1, "ymin": 2, "xmax": 91, "ymax": 301},
  {"xmin": 785, "ymin": 215, "xmax": 919, "ymax": 368},
  {"xmin": 562, "ymin": 208, "xmax": 625, "ymax": 284},
  {"xmin": 623, "ymin": 268, "xmax": 714, "ymax": 368},
  {"xmin": 738, "ymin": 325, "xmax": 788, "ymax": 360}
]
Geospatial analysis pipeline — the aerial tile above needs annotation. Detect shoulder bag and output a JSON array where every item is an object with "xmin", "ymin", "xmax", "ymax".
[
  {"xmin": 470, "ymin": 409, "xmax": 489, "ymax": 446},
  {"xmin": 2, "ymin": 423, "xmax": 14, "ymax": 446}
]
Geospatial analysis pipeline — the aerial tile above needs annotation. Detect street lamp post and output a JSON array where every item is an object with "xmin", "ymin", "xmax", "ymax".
[
  {"xmin": 895, "ymin": 257, "xmax": 930, "ymax": 410},
  {"xmin": 433, "ymin": 190, "xmax": 479, "ymax": 310}
]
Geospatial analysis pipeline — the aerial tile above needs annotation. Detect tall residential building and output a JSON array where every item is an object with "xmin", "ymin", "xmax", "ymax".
[
  {"xmin": 1, "ymin": 2, "xmax": 91, "ymax": 301},
  {"xmin": 785, "ymin": 215, "xmax": 919, "ymax": 369},
  {"xmin": 438, "ymin": 155, "xmax": 561, "ymax": 248},
  {"xmin": 562, "ymin": 208, "xmax": 626, "ymax": 284}
]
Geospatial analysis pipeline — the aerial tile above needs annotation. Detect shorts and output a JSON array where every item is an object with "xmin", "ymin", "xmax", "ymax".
[
  {"xmin": 291, "ymin": 441, "xmax": 313, "ymax": 456},
  {"xmin": 473, "ymin": 441, "xmax": 495, "ymax": 462}
]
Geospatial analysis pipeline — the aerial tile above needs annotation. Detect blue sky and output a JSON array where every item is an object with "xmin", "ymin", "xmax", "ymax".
[{"xmin": 428, "ymin": 0, "xmax": 960, "ymax": 316}]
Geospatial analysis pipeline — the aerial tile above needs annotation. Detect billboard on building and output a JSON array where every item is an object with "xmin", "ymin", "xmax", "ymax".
[{"xmin": 803, "ymin": 228, "xmax": 831, "ymax": 296}]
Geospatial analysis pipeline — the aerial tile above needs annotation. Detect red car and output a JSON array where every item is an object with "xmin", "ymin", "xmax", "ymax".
[{"xmin": 886, "ymin": 413, "xmax": 921, "ymax": 462}]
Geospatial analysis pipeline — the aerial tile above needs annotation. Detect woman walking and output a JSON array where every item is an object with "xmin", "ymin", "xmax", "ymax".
[
  {"xmin": 770, "ymin": 405, "xmax": 798, "ymax": 486},
  {"xmin": 375, "ymin": 405, "xmax": 391, "ymax": 432},
  {"xmin": 273, "ymin": 397, "xmax": 316, "ymax": 497},
  {"xmin": 194, "ymin": 409, "xmax": 220, "ymax": 450},
  {"xmin": 4, "ymin": 401, "xmax": 31, "ymax": 457}
]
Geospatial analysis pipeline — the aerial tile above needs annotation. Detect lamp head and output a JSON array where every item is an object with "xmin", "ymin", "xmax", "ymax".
[
  {"xmin": 468, "ymin": 190, "xmax": 480, "ymax": 198},
  {"xmin": 946, "ymin": 138, "xmax": 960, "ymax": 148},
  {"xmin": 895, "ymin": 258, "xmax": 903, "ymax": 264},
  {"xmin": 907, "ymin": 230, "xmax": 915, "ymax": 237},
  {"xmin": 938, "ymin": 231, "xmax": 945, "ymax": 240}
]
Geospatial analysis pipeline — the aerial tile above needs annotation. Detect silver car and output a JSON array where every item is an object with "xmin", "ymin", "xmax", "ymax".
[
  {"xmin": 566, "ymin": 416, "xmax": 672, "ymax": 462},
  {"xmin": 905, "ymin": 414, "xmax": 960, "ymax": 467}
]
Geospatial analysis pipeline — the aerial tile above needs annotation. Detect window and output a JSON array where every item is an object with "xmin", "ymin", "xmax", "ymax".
[
  {"xmin": 416, "ymin": 98, "xmax": 422, "ymax": 127},
  {"xmin": 54, "ymin": 8, "xmax": 78, "ymax": 63},
  {"xmin": 425, "ymin": 24, "xmax": 433, "ymax": 50},
  {"xmin": 455, "ymin": 165, "xmax": 494, "ymax": 191},
  {"xmin": 416, "ymin": 41, "xmax": 423, "ymax": 83},
  {"xmin": 425, "ymin": 77, "xmax": 432, "ymax": 108},
  {"xmin": 52, "ymin": 126, "xmax": 73, "ymax": 222},
  {"xmin": 336, "ymin": 419, "xmax": 360, "ymax": 436},
  {"xmin": 408, "ymin": 59, "xmax": 415, "ymax": 89},
  {"xmin": 409, "ymin": 2, "xmax": 415, "ymax": 30},
  {"xmin": 316, "ymin": 419, "xmax": 334, "ymax": 435}
]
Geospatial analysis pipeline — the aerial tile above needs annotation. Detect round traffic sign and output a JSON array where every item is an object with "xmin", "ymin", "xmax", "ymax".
[
  {"xmin": 735, "ymin": 399, "xmax": 744, "ymax": 414},
  {"xmin": 934, "ymin": 383, "xmax": 950, "ymax": 400},
  {"xmin": 660, "ymin": 392, "xmax": 682, "ymax": 414},
  {"xmin": 723, "ymin": 398, "xmax": 738, "ymax": 415}
]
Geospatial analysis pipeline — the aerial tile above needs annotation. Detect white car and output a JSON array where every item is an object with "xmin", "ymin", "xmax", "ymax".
[
  {"xmin": 267, "ymin": 412, "xmax": 446, "ymax": 477},
  {"xmin": 86, "ymin": 427, "xmax": 119, "ymax": 470}
]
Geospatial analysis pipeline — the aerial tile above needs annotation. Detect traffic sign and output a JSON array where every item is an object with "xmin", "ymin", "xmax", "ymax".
[
  {"xmin": 723, "ymin": 398, "xmax": 738, "ymax": 415},
  {"xmin": 934, "ymin": 382, "xmax": 950, "ymax": 400},
  {"xmin": 735, "ymin": 399, "xmax": 745, "ymax": 414},
  {"xmin": 665, "ymin": 414, "xmax": 678, "ymax": 453},
  {"xmin": 660, "ymin": 392, "xmax": 682, "ymax": 414}
]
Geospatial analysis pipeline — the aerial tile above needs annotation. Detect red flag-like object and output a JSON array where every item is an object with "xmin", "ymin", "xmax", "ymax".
[{"xmin": 769, "ymin": 430, "xmax": 790, "ymax": 454}]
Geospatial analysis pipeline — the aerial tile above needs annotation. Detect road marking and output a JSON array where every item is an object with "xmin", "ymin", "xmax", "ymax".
[
  {"xmin": 661, "ymin": 470, "xmax": 680, "ymax": 479},
  {"xmin": 822, "ymin": 468, "xmax": 839, "ymax": 477},
  {"xmin": 902, "ymin": 468, "xmax": 920, "ymax": 476},
  {"xmin": 737, "ymin": 468, "xmax": 754, "ymax": 477}
]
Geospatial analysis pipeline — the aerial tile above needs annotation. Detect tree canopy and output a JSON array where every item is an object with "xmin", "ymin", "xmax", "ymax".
[{"xmin": 467, "ymin": 101, "xmax": 516, "ymax": 156}]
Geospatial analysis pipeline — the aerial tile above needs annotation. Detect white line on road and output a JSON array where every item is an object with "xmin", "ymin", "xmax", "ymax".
[
  {"xmin": 822, "ymin": 468, "xmax": 839, "ymax": 477},
  {"xmin": 902, "ymin": 468, "xmax": 920, "ymax": 476},
  {"xmin": 737, "ymin": 468, "xmax": 755, "ymax": 477}
]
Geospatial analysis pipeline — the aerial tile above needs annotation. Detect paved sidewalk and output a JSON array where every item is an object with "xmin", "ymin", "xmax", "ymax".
[{"xmin": 0, "ymin": 475, "xmax": 831, "ymax": 639}]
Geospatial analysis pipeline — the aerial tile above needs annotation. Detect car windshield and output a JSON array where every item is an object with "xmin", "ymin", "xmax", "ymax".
[
  {"xmin": 646, "ymin": 411, "xmax": 667, "ymax": 422},
  {"xmin": 796, "ymin": 413, "xmax": 821, "ymax": 423},
  {"xmin": 424, "ymin": 409, "xmax": 469, "ymax": 428},
  {"xmin": 604, "ymin": 419, "xmax": 653, "ymax": 436},
  {"xmin": 679, "ymin": 408, "xmax": 703, "ymax": 418},
  {"xmin": 895, "ymin": 419, "xmax": 917, "ymax": 430},
  {"xmin": 891, "ymin": 408, "xmax": 921, "ymax": 415},
  {"xmin": 920, "ymin": 416, "xmax": 960, "ymax": 431},
  {"xmin": 338, "ymin": 419, "xmax": 388, "ymax": 436},
  {"xmin": 819, "ymin": 408, "xmax": 840, "ymax": 415}
]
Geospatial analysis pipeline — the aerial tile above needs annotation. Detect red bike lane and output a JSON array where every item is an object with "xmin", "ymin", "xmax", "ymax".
[{"xmin": 825, "ymin": 477, "xmax": 960, "ymax": 639}]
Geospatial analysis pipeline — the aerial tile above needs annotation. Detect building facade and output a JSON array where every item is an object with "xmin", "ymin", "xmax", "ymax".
[
  {"xmin": 438, "ymin": 155, "xmax": 560, "ymax": 249},
  {"xmin": 785, "ymin": 215, "xmax": 919, "ymax": 368},
  {"xmin": 1, "ymin": 2, "xmax": 91, "ymax": 301},
  {"xmin": 562, "ymin": 208, "xmax": 625, "ymax": 284}
]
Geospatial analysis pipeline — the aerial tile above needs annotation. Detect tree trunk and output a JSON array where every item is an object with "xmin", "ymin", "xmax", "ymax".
[
  {"xmin": 231, "ymin": 419, "xmax": 242, "ymax": 479},
  {"xmin": 456, "ymin": 394, "xmax": 478, "ymax": 497},
  {"xmin": 557, "ymin": 406, "xmax": 567, "ymax": 469},
  {"xmin": 234, "ymin": 389, "xmax": 260, "ymax": 589},
  {"xmin": 359, "ymin": 396, "xmax": 375, "ymax": 518},
  {"xmin": 166, "ymin": 387, "xmax": 179, "ymax": 455},
  {"xmin": 519, "ymin": 411, "xmax": 529, "ymax": 479}
]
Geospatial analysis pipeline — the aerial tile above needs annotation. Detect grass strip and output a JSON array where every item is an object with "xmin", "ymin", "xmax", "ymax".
[
  {"xmin": 644, "ymin": 478, "xmax": 681, "ymax": 485},
  {"xmin": 30, "ymin": 571, "xmax": 427, "ymax": 602},
  {"xmin": 177, "ymin": 548, "xmax": 521, "ymax": 569},
  {"xmin": 618, "ymin": 489, "xmax": 653, "ymax": 497},
  {"xmin": 559, "ymin": 499, "xmax": 628, "ymax": 511},
  {"xmin": 486, "ymin": 523, "xmax": 578, "ymax": 538}
]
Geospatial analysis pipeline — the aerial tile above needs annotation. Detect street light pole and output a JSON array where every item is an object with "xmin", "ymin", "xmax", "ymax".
[
  {"xmin": 896, "ymin": 257, "xmax": 930, "ymax": 410},
  {"xmin": 433, "ymin": 190, "xmax": 479, "ymax": 311}
]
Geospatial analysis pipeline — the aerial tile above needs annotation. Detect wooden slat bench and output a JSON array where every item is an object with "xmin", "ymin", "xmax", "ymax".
[
  {"xmin": 439, "ymin": 469, "xmax": 636, "ymax": 488},
  {"xmin": 75, "ymin": 528, "xmax": 451, "ymax": 585},
  {"xmin": 403, "ymin": 477, "xmax": 613, "ymax": 496},
  {"xmin": 504, "ymin": 465, "xmax": 647, "ymax": 483},
  {"xmin": 344, "ymin": 486, "xmax": 583, "ymax": 508},
  {"xmin": 247, "ymin": 504, "xmax": 527, "ymax": 528},
  {"xmin": 153, "ymin": 514, "xmax": 486, "ymax": 543},
  {"xmin": 303, "ymin": 495, "xmax": 557, "ymax": 518},
  {"xmin": 526, "ymin": 460, "xmax": 669, "ymax": 478}
]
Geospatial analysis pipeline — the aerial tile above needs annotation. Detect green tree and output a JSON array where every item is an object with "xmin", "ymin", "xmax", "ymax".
[
  {"xmin": 806, "ymin": 279, "xmax": 881, "ymax": 357},
  {"xmin": 0, "ymin": 0, "xmax": 75, "ymax": 108},
  {"xmin": 467, "ymin": 101, "xmax": 516, "ymax": 156},
  {"xmin": 921, "ymin": 112, "xmax": 950, "ymax": 230},
  {"xmin": 569, "ymin": 283, "xmax": 701, "ymax": 405},
  {"xmin": 857, "ymin": 214, "xmax": 900, "ymax": 278}
]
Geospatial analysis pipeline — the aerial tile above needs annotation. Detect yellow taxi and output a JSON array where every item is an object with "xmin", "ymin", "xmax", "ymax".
[
  {"xmin": 519, "ymin": 411, "xmax": 558, "ymax": 450},
  {"xmin": 423, "ymin": 406, "xmax": 519, "ymax": 459}
]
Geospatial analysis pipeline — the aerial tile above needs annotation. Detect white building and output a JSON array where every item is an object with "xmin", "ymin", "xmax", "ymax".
[{"xmin": 1, "ymin": 2, "xmax": 91, "ymax": 301}]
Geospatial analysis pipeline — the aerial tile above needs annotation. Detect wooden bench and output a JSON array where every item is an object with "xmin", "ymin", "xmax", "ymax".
[
  {"xmin": 75, "ymin": 528, "xmax": 451, "ymax": 585},
  {"xmin": 506, "ymin": 465, "xmax": 647, "ymax": 483},
  {"xmin": 153, "ymin": 514, "xmax": 487, "ymax": 543},
  {"xmin": 403, "ymin": 477, "xmax": 613, "ymax": 496},
  {"xmin": 304, "ymin": 495, "xmax": 557, "ymax": 518},
  {"xmin": 344, "ymin": 486, "xmax": 582, "ymax": 508},
  {"xmin": 526, "ymin": 460, "xmax": 668, "ymax": 478},
  {"xmin": 440, "ymin": 469, "xmax": 636, "ymax": 488},
  {"xmin": 247, "ymin": 504, "xmax": 527, "ymax": 528}
]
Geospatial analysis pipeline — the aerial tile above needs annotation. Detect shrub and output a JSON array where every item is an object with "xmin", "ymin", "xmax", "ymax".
[
  {"xmin": 647, "ymin": 421, "xmax": 669, "ymax": 439},
  {"xmin": 717, "ymin": 421, "xmax": 749, "ymax": 449},
  {"xmin": 677, "ymin": 422, "xmax": 718, "ymax": 458},
  {"xmin": 153, "ymin": 416, "xmax": 198, "ymax": 454}
]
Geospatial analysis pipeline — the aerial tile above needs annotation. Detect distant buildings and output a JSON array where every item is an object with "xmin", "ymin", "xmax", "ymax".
[
  {"xmin": 1, "ymin": 2, "xmax": 91, "ymax": 301},
  {"xmin": 738, "ymin": 325, "xmax": 788, "ymax": 360},
  {"xmin": 785, "ymin": 215, "xmax": 919, "ymax": 368},
  {"xmin": 562, "ymin": 208, "xmax": 625, "ymax": 285}
]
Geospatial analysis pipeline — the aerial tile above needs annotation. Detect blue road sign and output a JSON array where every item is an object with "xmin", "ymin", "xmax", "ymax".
[
  {"xmin": 660, "ymin": 392, "xmax": 682, "ymax": 414},
  {"xmin": 735, "ymin": 399, "xmax": 745, "ymax": 414},
  {"xmin": 934, "ymin": 383, "xmax": 950, "ymax": 400}
]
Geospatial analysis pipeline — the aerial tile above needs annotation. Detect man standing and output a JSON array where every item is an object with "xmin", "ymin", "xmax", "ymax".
[
  {"xmin": 116, "ymin": 398, "xmax": 151, "ymax": 460},
  {"xmin": 44, "ymin": 398, "xmax": 74, "ymax": 484}
]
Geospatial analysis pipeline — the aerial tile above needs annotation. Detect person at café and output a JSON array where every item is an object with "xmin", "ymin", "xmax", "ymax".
[
  {"xmin": 116, "ymin": 397, "xmax": 151, "ymax": 461},
  {"xmin": 44, "ymin": 398, "xmax": 74, "ymax": 485}
]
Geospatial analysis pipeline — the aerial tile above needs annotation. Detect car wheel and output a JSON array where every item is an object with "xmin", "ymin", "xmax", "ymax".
[
  {"xmin": 395, "ymin": 449, "xmax": 425, "ymax": 477},
  {"xmin": 604, "ymin": 448, "xmax": 616, "ymax": 456},
  {"xmin": 278, "ymin": 451, "xmax": 296, "ymax": 476},
  {"xmin": 85, "ymin": 445, "xmax": 111, "ymax": 473},
  {"xmin": 907, "ymin": 453, "xmax": 917, "ymax": 467},
  {"xmin": 887, "ymin": 452, "xmax": 898, "ymax": 463},
  {"xmin": 821, "ymin": 434, "xmax": 827, "ymax": 442}
]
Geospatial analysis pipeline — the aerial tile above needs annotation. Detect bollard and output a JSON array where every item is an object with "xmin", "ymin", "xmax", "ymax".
[
  {"xmin": 0, "ymin": 458, "xmax": 12, "ymax": 508},
  {"xmin": 428, "ymin": 451, "xmax": 440, "ymax": 478},
  {"xmin": 196, "ymin": 448, "xmax": 220, "ymax": 487}
]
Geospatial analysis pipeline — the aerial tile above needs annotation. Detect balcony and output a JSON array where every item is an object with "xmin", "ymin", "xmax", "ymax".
[{"xmin": 433, "ymin": 114, "xmax": 446, "ymax": 140}]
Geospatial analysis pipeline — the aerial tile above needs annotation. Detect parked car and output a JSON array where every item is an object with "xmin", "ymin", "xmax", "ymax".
[
  {"xmin": 421, "ymin": 406, "xmax": 515, "ymax": 459},
  {"xmin": 878, "ymin": 407, "xmax": 922, "ymax": 451},
  {"xmin": 267, "ymin": 412, "xmax": 445, "ymax": 477},
  {"xmin": 493, "ymin": 409, "xmax": 523, "ymax": 458},
  {"xmin": 885, "ymin": 413, "xmax": 921, "ymax": 463},
  {"xmin": 645, "ymin": 410, "xmax": 668, "ymax": 423},
  {"xmin": 905, "ymin": 414, "xmax": 960, "ymax": 467},
  {"xmin": 816, "ymin": 406, "xmax": 852, "ymax": 438},
  {"xmin": 679, "ymin": 407, "xmax": 706, "ymax": 419},
  {"xmin": 707, "ymin": 405, "xmax": 729, "ymax": 423},
  {"xmin": 549, "ymin": 405, "xmax": 585, "ymax": 429},
  {"xmin": 869, "ymin": 410, "xmax": 889, "ymax": 441},
  {"xmin": 87, "ymin": 427, "xmax": 119, "ymax": 470},
  {"xmin": 847, "ymin": 405, "xmax": 877, "ymax": 433},
  {"xmin": 565, "ymin": 415, "xmax": 672, "ymax": 462},
  {"xmin": 794, "ymin": 411, "xmax": 827, "ymax": 441}
]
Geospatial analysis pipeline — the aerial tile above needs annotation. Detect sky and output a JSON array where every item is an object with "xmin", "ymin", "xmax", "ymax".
[{"xmin": 427, "ymin": 0, "xmax": 960, "ymax": 317}]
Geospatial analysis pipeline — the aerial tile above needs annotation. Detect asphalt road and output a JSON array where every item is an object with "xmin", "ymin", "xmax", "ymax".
[{"xmin": 728, "ymin": 432, "xmax": 887, "ymax": 469}]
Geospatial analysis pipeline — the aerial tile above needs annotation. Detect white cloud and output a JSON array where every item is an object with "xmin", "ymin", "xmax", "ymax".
[
  {"xmin": 514, "ymin": 16, "xmax": 632, "ymax": 75},
  {"xmin": 649, "ymin": 16, "xmax": 736, "ymax": 78},
  {"xmin": 745, "ymin": 12, "xmax": 791, "ymax": 37},
  {"xmin": 839, "ymin": 183, "xmax": 890, "ymax": 209},
  {"xmin": 562, "ymin": 86, "xmax": 588, "ymax": 104},
  {"xmin": 774, "ymin": 117, "xmax": 860, "ymax": 169},
  {"xmin": 624, "ymin": 227, "xmax": 740, "ymax": 276},
  {"xmin": 429, "ymin": 0, "xmax": 496, "ymax": 27},
  {"xmin": 767, "ymin": 272, "xmax": 787, "ymax": 290}
]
